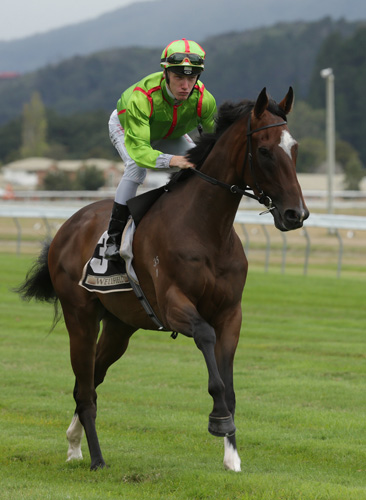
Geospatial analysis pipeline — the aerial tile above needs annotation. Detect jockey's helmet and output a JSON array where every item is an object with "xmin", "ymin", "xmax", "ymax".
[{"xmin": 160, "ymin": 39, "xmax": 205, "ymax": 76}]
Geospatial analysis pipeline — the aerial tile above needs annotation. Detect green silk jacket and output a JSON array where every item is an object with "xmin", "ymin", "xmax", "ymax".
[{"xmin": 116, "ymin": 71, "xmax": 217, "ymax": 169}]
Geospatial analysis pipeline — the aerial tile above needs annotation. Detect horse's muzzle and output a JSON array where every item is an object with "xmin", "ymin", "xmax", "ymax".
[{"xmin": 273, "ymin": 206, "xmax": 309, "ymax": 231}]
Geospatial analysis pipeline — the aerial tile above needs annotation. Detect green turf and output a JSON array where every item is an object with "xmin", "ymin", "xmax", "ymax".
[{"xmin": 1, "ymin": 254, "xmax": 366, "ymax": 499}]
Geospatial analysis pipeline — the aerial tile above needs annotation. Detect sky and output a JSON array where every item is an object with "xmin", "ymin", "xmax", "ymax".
[{"xmin": 0, "ymin": 0, "xmax": 153, "ymax": 41}]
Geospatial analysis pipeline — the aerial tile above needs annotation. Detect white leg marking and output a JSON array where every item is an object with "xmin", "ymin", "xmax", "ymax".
[
  {"xmin": 279, "ymin": 130, "xmax": 297, "ymax": 159},
  {"xmin": 66, "ymin": 414, "xmax": 84, "ymax": 462},
  {"xmin": 223, "ymin": 437, "xmax": 241, "ymax": 472}
]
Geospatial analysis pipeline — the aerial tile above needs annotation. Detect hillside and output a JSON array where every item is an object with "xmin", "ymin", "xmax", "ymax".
[
  {"xmin": 1, "ymin": 18, "xmax": 366, "ymax": 169},
  {"xmin": 0, "ymin": 18, "xmax": 359, "ymax": 127},
  {"xmin": 0, "ymin": 0, "xmax": 366, "ymax": 74}
]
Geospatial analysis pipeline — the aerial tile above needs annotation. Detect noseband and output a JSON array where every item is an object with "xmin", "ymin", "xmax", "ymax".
[{"xmin": 190, "ymin": 114, "xmax": 287, "ymax": 213}]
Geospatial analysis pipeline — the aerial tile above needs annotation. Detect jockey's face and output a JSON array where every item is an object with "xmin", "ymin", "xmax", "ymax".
[{"xmin": 165, "ymin": 70, "xmax": 197, "ymax": 101}]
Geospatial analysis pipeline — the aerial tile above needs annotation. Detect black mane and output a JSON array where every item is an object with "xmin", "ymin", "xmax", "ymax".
[
  {"xmin": 186, "ymin": 100, "xmax": 253, "ymax": 170},
  {"xmin": 170, "ymin": 97, "xmax": 286, "ymax": 184}
]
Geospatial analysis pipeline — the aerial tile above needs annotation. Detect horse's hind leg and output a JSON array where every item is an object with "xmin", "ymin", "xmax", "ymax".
[
  {"xmin": 66, "ymin": 312, "xmax": 135, "ymax": 465},
  {"xmin": 62, "ymin": 299, "xmax": 106, "ymax": 470},
  {"xmin": 93, "ymin": 312, "xmax": 136, "ymax": 389},
  {"xmin": 66, "ymin": 412, "xmax": 84, "ymax": 461}
]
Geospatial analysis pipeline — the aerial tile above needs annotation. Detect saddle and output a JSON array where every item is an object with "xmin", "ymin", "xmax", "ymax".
[
  {"xmin": 79, "ymin": 185, "xmax": 166, "ymax": 292},
  {"xmin": 79, "ymin": 185, "xmax": 172, "ymax": 330}
]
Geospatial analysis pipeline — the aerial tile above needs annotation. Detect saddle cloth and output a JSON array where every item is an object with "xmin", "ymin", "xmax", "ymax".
[
  {"xmin": 79, "ymin": 218, "xmax": 138, "ymax": 293},
  {"xmin": 79, "ymin": 185, "xmax": 169, "ymax": 294}
]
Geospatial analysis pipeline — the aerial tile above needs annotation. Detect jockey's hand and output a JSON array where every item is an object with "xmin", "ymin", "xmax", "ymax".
[{"xmin": 169, "ymin": 155, "xmax": 195, "ymax": 169}]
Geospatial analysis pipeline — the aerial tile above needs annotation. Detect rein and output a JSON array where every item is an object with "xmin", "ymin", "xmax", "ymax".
[{"xmin": 190, "ymin": 114, "xmax": 287, "ymax": 213}]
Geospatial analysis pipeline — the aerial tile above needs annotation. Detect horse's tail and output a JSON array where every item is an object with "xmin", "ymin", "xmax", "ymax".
[{"xmin": 15, "ymin": 239, "xmax": 61, "ymax": 330}]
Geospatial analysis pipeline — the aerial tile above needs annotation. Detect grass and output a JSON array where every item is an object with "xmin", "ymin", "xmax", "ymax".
[{"xmin": 1, "ymin": 254, "xmax": 366, "ymax": 499}]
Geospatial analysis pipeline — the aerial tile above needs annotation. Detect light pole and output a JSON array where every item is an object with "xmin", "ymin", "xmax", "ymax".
[{"xmin": 320, "ymin": 68, "xmax": 335, "ymax": 215}]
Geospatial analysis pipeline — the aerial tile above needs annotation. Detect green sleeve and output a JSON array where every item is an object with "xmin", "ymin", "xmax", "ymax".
[
  {"xmin": 123, "ymin": 93, "xmax": 163, "ymax": 169},
  {"xmin": 201, "ymin": 91, "xmax": 217, "ymax": 133}
]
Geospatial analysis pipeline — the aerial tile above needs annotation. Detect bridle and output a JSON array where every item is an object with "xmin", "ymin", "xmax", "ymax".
[{"xmin": 190, "ymin": 113, "xmax": 287, "ymax": 214}]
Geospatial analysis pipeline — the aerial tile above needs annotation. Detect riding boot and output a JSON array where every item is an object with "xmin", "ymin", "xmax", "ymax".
[{"xmin": 104, "ymin": 202, "xmax": 130, "ymax": 261}]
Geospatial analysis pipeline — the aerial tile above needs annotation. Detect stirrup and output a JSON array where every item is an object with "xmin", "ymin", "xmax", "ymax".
[{"xmin": 105, "ymin": 243, "xmax": 122, "ymax": 261}]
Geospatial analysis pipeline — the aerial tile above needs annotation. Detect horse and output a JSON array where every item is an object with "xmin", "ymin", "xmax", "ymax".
[{"xmin": 17, "ymin": 87, "xmax": 309, "ymax": 472}]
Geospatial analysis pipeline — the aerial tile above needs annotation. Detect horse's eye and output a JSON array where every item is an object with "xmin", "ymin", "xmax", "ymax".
[{"xmin": 258, "ymin": 147, "xmax": 271, "ymax": 158}]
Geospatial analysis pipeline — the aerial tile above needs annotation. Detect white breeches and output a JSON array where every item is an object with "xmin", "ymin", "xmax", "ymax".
[{"xmin": 108, "ymin": 109, "xmax": 195, "ymax": 205}]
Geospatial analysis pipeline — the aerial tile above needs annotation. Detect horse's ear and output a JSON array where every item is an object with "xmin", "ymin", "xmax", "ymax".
[
  {"xmin": 253, "ymin": 87, "xmax": 269, "ymax": 118},
  {"xmin": 279, "ymin": 87, "xmax": 294, "ymax": 115}
]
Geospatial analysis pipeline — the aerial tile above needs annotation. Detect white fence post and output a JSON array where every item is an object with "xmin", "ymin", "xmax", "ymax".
[{"xmin": 1, "ymin": 204, "xmax": 366, "ymax": 277}]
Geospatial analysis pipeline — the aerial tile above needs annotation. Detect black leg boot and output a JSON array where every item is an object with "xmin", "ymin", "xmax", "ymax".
[{"xmin": 104, "ymin": 202, "xmax": 130, "ymax": 261}]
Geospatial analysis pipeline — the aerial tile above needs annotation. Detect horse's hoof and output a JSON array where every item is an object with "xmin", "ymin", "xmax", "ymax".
[
  {"xmin": 90, "ymin": 460, "xmax": 106, "ymax": 471},
  {"xmin": 208, "ymin": 414, "xmax": 236, "ymax": 437}
]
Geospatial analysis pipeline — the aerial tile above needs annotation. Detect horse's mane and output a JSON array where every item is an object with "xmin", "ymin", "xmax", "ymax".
[{"xmin": 169, "ymin": 97, "xmax": 286, "ymax": 184}]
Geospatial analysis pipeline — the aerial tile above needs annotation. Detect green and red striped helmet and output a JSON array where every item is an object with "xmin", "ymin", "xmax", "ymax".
[{"xmin": 160, "ymin": 38, "xmax": 205, "ymax": 75}]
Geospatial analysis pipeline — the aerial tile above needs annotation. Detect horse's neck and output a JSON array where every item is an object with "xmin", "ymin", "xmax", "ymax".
[{"xmin": 186, "ymin": 168, "xmax": 242, "ymax": 241}]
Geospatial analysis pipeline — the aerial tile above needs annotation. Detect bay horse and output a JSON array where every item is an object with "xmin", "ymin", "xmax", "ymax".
[{"xmin": 17, "ymin": 88, "xmax": 309, "ymax": 472}]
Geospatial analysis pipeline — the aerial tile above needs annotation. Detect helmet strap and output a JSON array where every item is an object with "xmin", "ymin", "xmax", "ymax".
[
  {"xmin": 189, "ymin": 75, "xmax": 200, "ymax": 98},
  {"xmin": 164, "ymin": 69, "xmax": 170, "ymax": 86}
]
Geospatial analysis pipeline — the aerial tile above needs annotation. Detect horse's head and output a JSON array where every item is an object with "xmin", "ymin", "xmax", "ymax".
[{"xmin": 244, "ymin": 87, "xmax": 309, "ymax": 231}]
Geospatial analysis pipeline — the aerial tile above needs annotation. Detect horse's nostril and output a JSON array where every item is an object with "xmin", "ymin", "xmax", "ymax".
[
  {"xmin": 284, "ymin": 209, "xmax": 308, "ymax": 225},
  {"xmin": 285, "ymin": 209, "xmax": 299, "ymax": 222}
]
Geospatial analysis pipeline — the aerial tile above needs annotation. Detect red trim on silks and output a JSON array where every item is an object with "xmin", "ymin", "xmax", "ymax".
[
  {"xmin": 183, "ymin": 38, "xmax": 190, "ymax": 52},
  {"xmin": 117, "ymin": 109, "xmax": 126, "ymax": 115},
  {"xmin": 195, "ymin": 83, "xmax": 205, "ymax": 118},
  {"xmin": 149, "ymin": 85, "xmax": 163, "ymax": 94},
  {"xmin": 162, "ymin": 92, "xmax": 172, "ymax": 105},
  {"xmin": 133, "ymin": 85, "xmax": 162, "ymax": 118},
  {"xmin": 163, "ymin": 105, "xmax": 179, "ymax": 138},
  {"xmin": 164, "ymin": 38, "xmax": 192, "ymax": 57},
  {"xmin": 134, "ymin": 87, "xmax": 153, "ymax": 117},
  {"xmin": 195, "ymin": 42, "xmax": 206, "ymax": 57},
  {"xmin": 163, "ymin": 39, "xmax": 178, "ymax": 58}
]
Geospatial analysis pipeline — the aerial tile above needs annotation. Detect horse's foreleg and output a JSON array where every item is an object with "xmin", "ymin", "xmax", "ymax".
[
  {"xmin": 217, "ymin": 353, "xmax": 241, "ymax": 471},
  {"xmin": 215, "ymin": 308, "xmax": 242, "ymax": 472},
  {"xmin": 224, "ymin": 435, "xmax": 241, "ymax": 472},
  {"xmin": 193, "ymin": 320, "xmax": 236, "ymax": 437},
  {"xmin": 165, "ymin": 291, "xmax": 235, "ymax": 437}
]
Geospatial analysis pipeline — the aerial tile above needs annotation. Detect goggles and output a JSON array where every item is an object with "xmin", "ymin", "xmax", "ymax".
[{"xmin": 162, "ymin": 52, "xmax": 204, "ymax": 66}]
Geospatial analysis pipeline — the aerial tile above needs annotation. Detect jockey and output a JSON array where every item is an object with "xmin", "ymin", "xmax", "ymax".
[{"xmin": 105, "ymin": 38, "xmax": 217, "ymax": 261}]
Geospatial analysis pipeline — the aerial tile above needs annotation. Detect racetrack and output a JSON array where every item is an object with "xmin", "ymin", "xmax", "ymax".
[{"xmin": 1, "ymin": 254, "xmax": 365, "ymax": 499}]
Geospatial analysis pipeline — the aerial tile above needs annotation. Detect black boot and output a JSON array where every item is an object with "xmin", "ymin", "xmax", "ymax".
[{"xmin": 104, "ymin": 202, "xmax": 130, "ymax": 261}]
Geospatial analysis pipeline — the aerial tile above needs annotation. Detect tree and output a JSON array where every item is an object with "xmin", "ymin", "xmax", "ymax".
[
  {"xmin": 75, "ymin": 165, "xmax": 105, "ymax": 190},
  {"xmin": 336, "ymin": 139, "xmax": 358, "ymax": 168},
  {"xmin": 308, "ymin": 26, "xmax": 366, "ymax": 164},
  {"xmin": 0, "ymin": 117, "xmax": 22, "ymax": 164},
  {"xmin": 296, "ymin": 137, "xmax": 325, "ymax": 173},
  {"xmin": 42, "ymin": 170, "xmax": 73, "ymax": 190},
  {"xmin": 287, "ymin": 100, "xmax": 325, "ymax": 142},
  {"xmin": 46, "ymin": 109, "xmax": 116, "ymax": 160},
  {"xmin": 20, "ymin": 92, "xmax": 49, "ymax": 158},
  {"xmin": 343, "ymin": 153, "xmax": 364, "ymax": 191}
]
